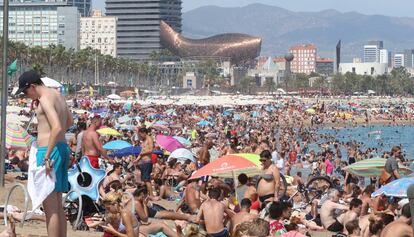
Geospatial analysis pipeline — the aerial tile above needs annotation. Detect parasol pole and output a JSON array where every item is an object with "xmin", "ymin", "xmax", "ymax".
[{"xmin": 0, "ymin": 0, "xmax": 9, "ymax": 187}]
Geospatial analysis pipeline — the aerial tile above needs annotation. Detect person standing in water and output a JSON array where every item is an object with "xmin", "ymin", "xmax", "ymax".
[{"xmin": 16, "ymin": 71, "xmax": 73, "ymax": 237}]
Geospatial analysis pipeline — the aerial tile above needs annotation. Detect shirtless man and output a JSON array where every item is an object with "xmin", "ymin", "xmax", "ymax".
[
  {"xmin": 134, "ymin": 127, "xmax": 154, "ymax": 197},
  {"xmin": 196, "ymin": 188, "xmax": 231, "ymax": 237},
  {"xmin": 320, "ymin": 189, "xmax": 349, "ymax": 232},
  {"xmin": 17, "ymin": 71, "xmax": 73, "ymax": 237},
  {"xmin": 197, "ymin": 140, "xmax": 213, "ymax": 166},
  {"xmin": 339, "ymin": 198, "xmax": 362, "ymax": 234},
  {"xmin": 230, "ymin": 198, "xmax": 257, "ymax": 236},
  {"xmin": 81, "ymin": 114, "xmax": 108, "ymax": 168},
  {"xmin": 177, "ymin": 179, "xmax": 201, "ymax": 214},
  {"xmin": 257, "ymin": 150, "xmax": 280, "ymax": 208},
  {"xmin": 360, "ymin": 185, "xmax": 374, "ymax": 216}
]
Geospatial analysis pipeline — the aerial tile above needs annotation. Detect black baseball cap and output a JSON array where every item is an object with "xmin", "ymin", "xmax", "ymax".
[{"xmin": 15, "ymin": 70, "xmax": 42, "ymax": 95}]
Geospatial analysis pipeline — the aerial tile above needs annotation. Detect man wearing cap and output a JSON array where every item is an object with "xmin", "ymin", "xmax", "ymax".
[
  {"xmin": 81, "ymin": 113, "xmax": 109, "ymax": 169},
  {"xmin": 16, "ymin": 70, "xmax": 73, "ymax": 237}
]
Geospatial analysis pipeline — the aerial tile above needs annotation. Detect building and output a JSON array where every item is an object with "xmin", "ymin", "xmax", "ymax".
[
  {"xmin": 182, "ymin": 72, "xmax": 201, "ymax": 89},
  {"xmin": 289, "ymin": 44, "xmax": 317, "ymax": 74},
  {"xmin": 379, "ymin": 49, "xmax": 389, "ymax": 64},
  {"xmin": 160, "ymin": 20, "xmax": 261, "ymax": 64},
  {"xmin": 248, "ymin": 57, "xmax": 281, "ymax": 86},
  {"xmin": 106, "ymin": 0, "xmax": 182, "ymax": 61},
  {"xmin": 339, "ymin": 62, "xmax": 388, "ymax": 76},
  {"xmin": 403, "ymin": 49, "xmax": 414, "ymax": 68},
  {"xmin": 363, "ymin": 41, "xmax": 383, "ymax": 63},
  {"xmin": 80, "ymin": 10, "xmax": 117, "ymax": 57},
  {"xmin": 315, "ymin": 57, "xmax": 334, "ymax": 76},
  {"xmin": 67, "ymin": 0, "xmax": 91, "ymax": 16},
  {"xmin": 393, "ymin": 53, "xmax": 405, "ymax": 68},
  {"xmin": 0, "ymin": 1, "xmax": 80, "ymax": 49}
]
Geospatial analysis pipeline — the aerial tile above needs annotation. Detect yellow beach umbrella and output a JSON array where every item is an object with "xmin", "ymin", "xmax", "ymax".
[
  {"xmin": 97, "ymin": 128, "xmax": 122, "ymax": 136},
  {"xmin": 305, "ymin": 108, "xmax": 316, "ymax": 114}
]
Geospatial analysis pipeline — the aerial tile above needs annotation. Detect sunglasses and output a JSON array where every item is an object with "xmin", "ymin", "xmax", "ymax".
[{"xmin": 260, "ymin": 159, "xmax": 269, "ymax": 163}]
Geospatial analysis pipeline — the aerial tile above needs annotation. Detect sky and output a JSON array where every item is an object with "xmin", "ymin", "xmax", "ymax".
[{"xmin": 93, "ymin": 0, "xmax": 414, "ymax": 17}]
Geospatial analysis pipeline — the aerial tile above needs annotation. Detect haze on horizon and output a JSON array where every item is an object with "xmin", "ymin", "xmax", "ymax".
[{"xmin": 93, "ymin": 0, "xmax": 414, "ymax": 17}]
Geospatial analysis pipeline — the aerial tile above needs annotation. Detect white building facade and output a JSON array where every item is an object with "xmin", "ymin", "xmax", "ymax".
[
  {"xmin": 364, "ymin": 41, "xmax": 383, "ymax": 63},
  {"xmin": 0, "ymin": 4, "xmax": 80, "ymax": 49},
  {"xmin": 80, "ymin": 10, "xmax": 117, "ymax": 57},
  {"xmin": 393, "ymin": 53, "xmax": 405, "ymax": 68},
  {"xmin": 339, "ymin": 62, "xmax": 388, "ymax": 76}
]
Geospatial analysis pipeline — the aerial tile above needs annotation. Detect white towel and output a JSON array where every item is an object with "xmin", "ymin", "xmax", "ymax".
[{"xmin": 27, "ymin": 142, "xmax": 56, "ymax": 213}]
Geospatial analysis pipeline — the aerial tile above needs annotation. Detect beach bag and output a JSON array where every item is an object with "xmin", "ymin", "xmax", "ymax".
[{"xmin": 379, "ymin": 169, "xmax": 392, "ymax": 185}]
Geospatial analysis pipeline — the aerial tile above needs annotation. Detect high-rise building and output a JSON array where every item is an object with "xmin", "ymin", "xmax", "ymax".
[
  {"xmin": 0, "ymin": 1, "xmax": 80, "ymax": 49},
  {"xmin": 364, "ymin": 40, "xmax": 383, "ymax": 63},
  {"xmin": 379, "ymin": 49, "xmax": 389, "ymax": 64},
  {"xmin": 289, "ymin": 44, "xmax": 317, "ymax": 74},
  {"xmin": 106, "ymin": 0, "xmax": 182, "ymax": 61},
  {"xmin": 80, "ymin": 10, "xmax": 117, "ymax": 57},
  {"xmin": 67, "ymin": 0, "xmax": 91, "ymax": 16},
  {"xmin": 8, "ymin": 0, "xmax": 91, "ymax": 17},
  {"xmin": 403, "ymin": 49, "xmax": 414, "ymax": 68},
  {"xmin": 393, "ymin": 53, "xmax": 405, "ymax": 68}
]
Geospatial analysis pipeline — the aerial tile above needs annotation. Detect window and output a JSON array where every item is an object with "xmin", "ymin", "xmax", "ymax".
[{"xmin": 352, "ymin": 67, "xmax": 356, "ymax": 73}]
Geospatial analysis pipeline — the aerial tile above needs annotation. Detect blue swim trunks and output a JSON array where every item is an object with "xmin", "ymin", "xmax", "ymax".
[{"xmin": 36, "ymin": 142, "xmax": 70, "ymax": 192}]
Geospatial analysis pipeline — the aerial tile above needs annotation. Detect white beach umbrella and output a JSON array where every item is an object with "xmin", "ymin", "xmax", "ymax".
[
  {"xmin": 41, "ymin": 77, "xmax": 62, "ymax": 88},
  {"xmin": 107, "ymin": 94, "xmax": 121, "ymax": 100}
]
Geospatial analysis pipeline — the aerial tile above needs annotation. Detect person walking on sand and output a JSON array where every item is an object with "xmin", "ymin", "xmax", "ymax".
[{"xmin": 16, "ymin": 70, "xmax": 73, "ymax": 237}]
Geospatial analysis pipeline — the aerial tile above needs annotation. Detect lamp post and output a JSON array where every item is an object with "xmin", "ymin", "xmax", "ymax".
[{"xmin": 0, "ymin": 0, "xmax": 9, "ymax": 187}]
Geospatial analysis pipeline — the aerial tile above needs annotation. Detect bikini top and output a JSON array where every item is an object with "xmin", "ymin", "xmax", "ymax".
[{"xmin": 118, "ymin": 212, "xmax": 140, "ymax": 234}]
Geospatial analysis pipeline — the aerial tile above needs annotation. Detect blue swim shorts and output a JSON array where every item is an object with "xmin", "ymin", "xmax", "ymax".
[{"xmin": 36, "ymin": 142, "xmax": 70, "ymax": 192}]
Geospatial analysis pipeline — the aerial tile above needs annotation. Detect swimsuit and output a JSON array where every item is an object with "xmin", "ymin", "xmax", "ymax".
[
  {"xmin": 327, "ymin": 219, "xmax": 344, "ymax": 232},
  {"xmin": 85, "ymin": 155, "xmax": 99, "ymax": 169},
  {"xmin": 208, "ymin": 228, "xmax": 230, "ymax": 237},
  {"xmin": 36, "ymin": 141, "xmax": 70, "ymax": 192},
  {"xmin": 139, "ymin": 161, "xmax": 153, "ymax": 182}
]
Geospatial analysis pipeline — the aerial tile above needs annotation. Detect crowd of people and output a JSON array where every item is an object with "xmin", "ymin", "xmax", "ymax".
[{"xmin": 2, "ymin": 72, "xmax": 414, "ymax": 237}]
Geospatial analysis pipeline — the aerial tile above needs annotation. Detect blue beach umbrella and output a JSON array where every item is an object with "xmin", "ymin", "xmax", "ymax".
[
  {"xmin": 109, "ymin": 146, "xmax": 142, "ymax": 158},
  {"xmin": 372, "ymin": 176, "xmax": 414, "ymax": 198},
  {"xmin": 103, "ymin": 140, "xmax": 133, "ymax": 150},
  {"xmin": 197, "ymin": 120, "xmax": 211, "ymax": 126}
]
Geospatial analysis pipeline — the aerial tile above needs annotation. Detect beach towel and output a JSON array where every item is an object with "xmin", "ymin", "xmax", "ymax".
[{"xmin": 27, "ymin": 142, "xmax": 56, "ymax": 213}]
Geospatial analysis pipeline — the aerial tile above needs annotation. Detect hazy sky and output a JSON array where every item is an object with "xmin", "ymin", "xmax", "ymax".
[{"xmin": 93, "ymin": 0, "xmax": 414, "ymax": 17}]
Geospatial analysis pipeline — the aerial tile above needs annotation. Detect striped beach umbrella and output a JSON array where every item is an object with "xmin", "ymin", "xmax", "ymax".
[
  {"xmin": 6, "ymin": 123, "xmax": 34, "ymax": 150},
  {"xmin": 344, "ymin": 158, "xmax": 411, "ymax": 177}
]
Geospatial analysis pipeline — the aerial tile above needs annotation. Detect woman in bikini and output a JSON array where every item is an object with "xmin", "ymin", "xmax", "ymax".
[
  {"xmin": 256, "ymin": 150, "xmax": 281, "ymax": 209},
  {"xmin": 101, "ymin": 192, "xmax": 142, "ymax": 237}
]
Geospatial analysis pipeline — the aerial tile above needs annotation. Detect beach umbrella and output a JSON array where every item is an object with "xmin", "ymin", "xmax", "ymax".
[
  {"xmin": 344, "ymin": 158, "xmax": 412, "ymax": 177},
  {"xmin": 173, "ymin": 136, "xmax": 191, "ymax": 147},
  {"xmin": 116, "ymin": 124, "xmax": 135, "ymax": 131},
  {"xmin": 305, "ymin": 108, "xmax": 316, "ymax": 114},
  {"xmin": 107, "ymin": 94, "xmax": 121, "ymax": 100},
  {"xmin": 190, "ymin": 153, "xmax": 261, "ymax": 179},
  {"xmin": 6, "ymin": 123, "xmax": 34, "ymax": 150},
  {"xmin": 108, "ymin": 146, "xmax": 142, "ymax": 158},
  {"xmin": 165, "ymin": 109, "xmax": 177, "ymax": 116},
  {"xmin": 168, "ymin": 148, "xmax": 196, "ymax": 163},
  {"xmin": 103, "ymin": 140, "xmax": 132, "ymax": 150},
  {"xmin": 97, "ymin": 128, "xmax": 122, "ymax": 136},
  {"xmin": 154, "ymin": 120, "xmax": 169, "ymax": 126},
  {"xmin": 118, "ymin": 115, "xmax": 132, "ymax": 124},
  {"xmin": 197, "ymin": 120, "xmax": 211, "ymax": 127},
  {"xmin": 372, "ymin": 176, "xmax": 414, "ymax": 198},
  {"xmin": 156, "ymin": 135, "xmax": 184, "ymax": 152},
  {"xmin": 41, "ymin": 77, "xmax": 62, "ymax": 88}
]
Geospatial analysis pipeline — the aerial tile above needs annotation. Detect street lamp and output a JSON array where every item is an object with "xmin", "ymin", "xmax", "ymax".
[{"xmin": 0, "ymin": 0, "xmax": 9, "ymax": 187}]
